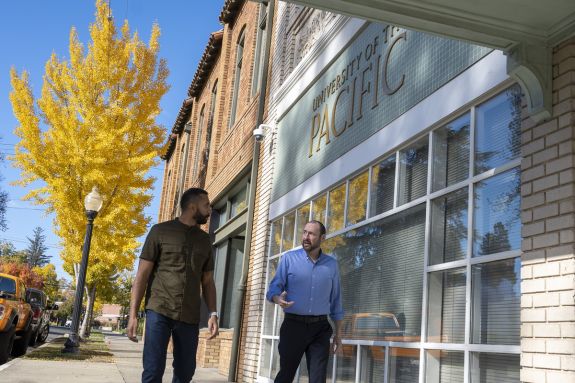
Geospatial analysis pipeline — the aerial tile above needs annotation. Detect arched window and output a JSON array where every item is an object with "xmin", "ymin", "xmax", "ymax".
[
  {"xmin": 229, "ymin": 27, "xmax": 245, "ymax": 128},
  {"xmin": 252, "ymin": 3, "xmax": 268, "ymax": 95},
  {"xmin": 193, "ymin": 104, "xmax": 206, "ymax": 179}
]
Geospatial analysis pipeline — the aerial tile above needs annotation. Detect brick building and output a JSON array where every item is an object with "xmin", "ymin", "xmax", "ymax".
[
  {"xmin": 158, "ymin": 0, "xmax": 275, "ymax": 380},
  {"xmin": 157, "ymin": 1, "xmax": 575, "ymax": 382}
]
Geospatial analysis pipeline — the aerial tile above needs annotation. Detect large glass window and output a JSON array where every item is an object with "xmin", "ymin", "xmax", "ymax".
[
  {"xmin": 398, "ymin": 137, "xmax": 428, "ymax": 205},
  {"xmin": 471, "ymin": 258, "xmax": 520, "ymax": 345},
  {"xmin": 470, "ymin": 353, "xmax": 520, "ymax": 383},
  {"xmin": 230, "ymin": 186, "xmax": 247, "ymax": 218},
  {"xmin": 370, "ymin": 155, "xmax": 396, "ymax": 215},
  {"xmin": 430, "ymin": 187, "xmax": 468, "ymax": 265},
  {"xmin": 282, "ymin": 212, "xmax": 296, "ymax": 252},
  {"xmin": 346, "ymin": 171, "xmax": 369, "ymax": 227},
  {"xmin": 270, "ymin": 219, "xmax": 282, "ymax": 255},
  {"xmin": 311, "ymin": 194, "xmax": 327, "ymax": 225},
  {"xmin": 327, "ymin": 183, "xmax": 346, "ymax": 233},
  {"xmin": 389, "ymin": 349, "xmax": 419, "ymax": 383},
  {"xmin": 295, "ymin": 204, "xmax": 310, "ymax": 241},
  {"xmin": 328, "ymin": 204, "xmax": 426, "ymax": 342},
  {"xmin": 426, "ymin": 350, "xmax": 464, "ymax": 383},
  {"xmin": 432, "ymin": 113, "xmax": 470, "ymax": 191},
  {"xmin": 427, "ymin": 268, "xmax": 466, "ymax": 343},
  {"xmin": 259, "ymin": 86, "xmax": 522, "ymax": 382},
  {"xmin": 473, "ymin": 168, "xmax": 520, "ymax": 257},
  {"xmin": 474, "ymin": 85, "xmax": 521, "ymax": 174}
]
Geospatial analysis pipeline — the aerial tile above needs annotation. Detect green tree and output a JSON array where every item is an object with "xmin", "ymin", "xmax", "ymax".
[{"xmin": 25, "ymin": 226, "xmax": 50, "ymax": 267}]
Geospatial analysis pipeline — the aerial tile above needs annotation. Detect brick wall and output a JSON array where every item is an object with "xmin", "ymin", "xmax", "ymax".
[
  {"xmin": 218, "ymin": 329, "xmax": 234, "ymax": 376},
  {"xmin": 520, "ymin": 37, "xmax": 575, "ymax": 383},
  {"xmin": 196, "ymin": 329, "xmax": 221, "ymax": 368}
]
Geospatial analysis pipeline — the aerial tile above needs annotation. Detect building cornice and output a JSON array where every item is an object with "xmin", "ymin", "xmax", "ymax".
[
  {"xmin": 219, "ymin": 0, "xmax": 246, "ymax": 24},
  {"xmin": 188, "ymin": 30, "xmax": 224, "ymax": 98}
]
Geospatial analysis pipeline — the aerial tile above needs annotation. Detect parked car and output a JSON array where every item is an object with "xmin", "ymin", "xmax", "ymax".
[
  {"xmin": 25, "ymin": 288, "xmax": 58, "ymax": 345},
  {"xmin": 341, "ymin": 312, "xmax": 419, "ymax": 361},
  {"xmin": 0, "ymin": 273, "xmax": 34, "ymax": 364}
]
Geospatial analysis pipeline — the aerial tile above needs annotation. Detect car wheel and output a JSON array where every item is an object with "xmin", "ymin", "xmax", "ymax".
[
  {"xmin": 11, "ymin": 325, "xmax": 33, "ymax": 357},
  {"xmin": 37, "ymin": 324, "xmax": 49, "ymax": 344},
  {"xmin": 0, "ymin": 324, "xmax": 16, "ymax": 364}
]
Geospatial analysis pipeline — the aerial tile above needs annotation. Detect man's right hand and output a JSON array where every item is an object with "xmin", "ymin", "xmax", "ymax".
[
  {"xmin": 273, "ymin": 291, "xmax": 295, "ymax": 309},
  {"xmin": 127, "ymin": 316, "xmax": 139, "ymax": 342}
]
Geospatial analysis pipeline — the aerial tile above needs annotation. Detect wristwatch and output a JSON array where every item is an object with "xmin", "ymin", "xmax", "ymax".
[{"xmin": 209, "ymin": 311, "xmax": 219, "ymax": 318}]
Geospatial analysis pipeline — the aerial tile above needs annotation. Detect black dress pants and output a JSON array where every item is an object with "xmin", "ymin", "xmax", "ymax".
[{"xmin": 274, "ymin": 317, "xmax": 333, "ymax": 383}]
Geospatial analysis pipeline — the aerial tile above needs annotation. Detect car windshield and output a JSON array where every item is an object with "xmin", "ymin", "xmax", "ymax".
[
  {"xmin": 356, "ymin": 316, "xmax": 398, "ymax": 330},
  {"xmin": 28, "ymin": 291, "xmax": 43, "ymax": 305},
  {"xmin": 0, "ymin": 277, "xmax": 17, "ymax": 295}
]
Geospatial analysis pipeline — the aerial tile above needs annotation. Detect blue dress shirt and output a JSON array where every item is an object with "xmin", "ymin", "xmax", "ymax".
[{"xmin": 266, "ymin": 248, "xmax": 344, "ymax": 321}]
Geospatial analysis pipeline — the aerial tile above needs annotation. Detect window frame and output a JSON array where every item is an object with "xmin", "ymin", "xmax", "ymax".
[{"xmin": 257, "ymin": 85, "xmax": 522, "ymax": 383}]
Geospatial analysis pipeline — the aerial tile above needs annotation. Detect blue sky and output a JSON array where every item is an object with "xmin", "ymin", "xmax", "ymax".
[{"xmin": 0, "ymin": 0, "xmax": 224, "ymax": 280}]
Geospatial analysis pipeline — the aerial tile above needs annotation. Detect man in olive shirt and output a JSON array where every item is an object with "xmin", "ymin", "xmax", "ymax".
[{"xmin": 127, "ymin": 188, "xmax": 219, "ymax": 383}]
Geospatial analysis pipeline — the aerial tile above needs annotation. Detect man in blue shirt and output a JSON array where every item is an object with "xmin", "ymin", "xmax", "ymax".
[{"xmin": 266, "ymin": 220, "xmax": 344, "ymax": 383}]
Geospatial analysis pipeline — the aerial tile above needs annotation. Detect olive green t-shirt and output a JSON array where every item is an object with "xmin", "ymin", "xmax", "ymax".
[{"xmin": 140, "ymin": 219, "xmax": 214, "ymax": 324}]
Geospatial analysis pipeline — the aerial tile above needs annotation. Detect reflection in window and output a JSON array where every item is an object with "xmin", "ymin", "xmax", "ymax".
[
  {"xmin": 220, "ymin": 239, "xmax": 244, "ymax": 328},
  {"xmin": 398, "ymin": 137, "xmax": 428, "ymax": 205},
  {"xmin": 427, "ymin": 268, "xmax": 466, "ymax": 343},
  {"xmin": 270, "ymin": 340, "xmax": 281, "ymax": 378},
  {"xmin": 328, "ymin": 204, "xmax": 426, "ymax": 342},
  {"xmin": 263, "ymin": 258, "xmax": 279, "ymax": 336},
  {"xmin": 473, "ymin": 168, "xmax": 520, "ymax": 257},
  {"xmin": 327, "ymin": 183, "xmax": 346, "ymax": 233},
  {"xmin": 426, "ymin": 350, "xmax": 464, "ymax": 383},
  {"xmin": 259, "ymin": 339, "xmax": 272, "ymax": 378},
  {"xmin": 311, "ymin": 194, "xmax": 327, "ymax": 225},
  {"xmin": 282, "ymin": 212, "xmax": 296, "ymax": 252},
  {"xmin": 360, "ymin": 346, "xmax": 385, "ymax": 383},
  {"xmin": 346, "ymin": 171, "xmax": 369, "ymax": 226},
  {"xmin": 230, "ymin": 186, "xmax": 247, "ymax": 218},
  {"xmin": 295, "ymin": 204, "xmax": 310, "ymax": 242},
  {"xmin": 336, "ymin": 346, "xmax": 356, "ymax": 383},
  {"xmin": 218, "ymin": 204, "xmax": 228, "ymax": 228},
  {"xmin": 214, "ymin": 243, "xmax": 228, "ymax": 318},
  {"xmin": 432, "ymin": 113, "xmax": 470, "ymax": 191},
  {"xmin": 470, "ymin": 353, "xmax": 520, "ymax": 383},
  {"xmin": 389, "ymin": 349, "xmax": 420, "ymax": 383},
  {"xmin": 475, "ymin": 85, "xmax": 521, "ymax": 174},
  {"xmin": 270, "ymin": 219, "xmax": 282, "ymax": 255},
  {"xmin": 370, "ymin": 155, "xmax": 396, "ymax": 215},
  {"xmin": 430, "ymin": 188, "xmax": 468, "ymax": 265},
  {"xmin": 472, "ymin": 258, "xmax": 520, "ymax": 345}
]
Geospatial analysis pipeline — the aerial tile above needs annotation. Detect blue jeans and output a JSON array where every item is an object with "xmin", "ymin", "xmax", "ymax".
[{"xmin": 142, "ymin": 309, "xmax": 199, "ymax": 383}]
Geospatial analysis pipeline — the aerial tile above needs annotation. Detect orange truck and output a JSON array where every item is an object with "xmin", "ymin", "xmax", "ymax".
[{"xmin": 0, "ymin": 273, "xmax": 34, "ymax": 364}]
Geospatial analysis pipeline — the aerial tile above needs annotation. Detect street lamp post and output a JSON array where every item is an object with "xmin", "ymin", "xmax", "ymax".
[{"xmin": 63, "ymin": 186, "xmax": 103, "ymax": 354}]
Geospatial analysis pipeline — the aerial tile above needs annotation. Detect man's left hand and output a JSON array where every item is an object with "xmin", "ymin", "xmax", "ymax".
[
  {"xmin": 207, "ymin": 315, "xmax": 219, "ymax": 340},
  {"xmin": 332, "ymin": 335, "xmax": 343, "ymax": 354}
]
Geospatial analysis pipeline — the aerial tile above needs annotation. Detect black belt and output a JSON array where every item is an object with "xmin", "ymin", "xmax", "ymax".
[{"xmin": 285, "ymin": 313, "xmax": 328, "ymax": 323}]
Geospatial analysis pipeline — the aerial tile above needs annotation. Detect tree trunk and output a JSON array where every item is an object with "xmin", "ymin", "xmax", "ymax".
[{"xmin": 79, "ymin": 285, "xmax": 96, "ymax": 338}]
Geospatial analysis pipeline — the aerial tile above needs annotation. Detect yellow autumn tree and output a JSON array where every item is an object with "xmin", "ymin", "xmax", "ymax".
[
  {"xmin": 9, "ymin": 0, "xmax": 168, "ymax": 337},
  {"xmin": 33, "ymin": 264, "xmax": 59, "ymax": 299}
]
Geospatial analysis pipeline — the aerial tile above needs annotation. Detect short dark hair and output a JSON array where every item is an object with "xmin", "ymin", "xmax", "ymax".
[
  {"xmin": 307, "ymin": 220, "xmax": 326, "ymax": 236},
  {"xmin": 180, "ymin": 188, "xmax": 208, "ymax": 211}
]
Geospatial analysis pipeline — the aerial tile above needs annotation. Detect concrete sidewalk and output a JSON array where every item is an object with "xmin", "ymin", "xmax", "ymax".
[
  {"xmin": 107, "ymin": 332, "xmax": 230, "ymax": 383},
  {"xmin": 0, "ymin": 332, "xmax": 231, "ymax": 383}
]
